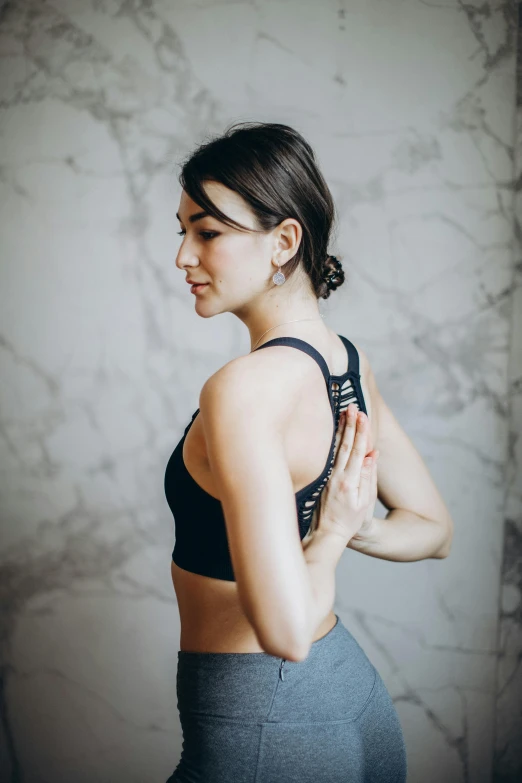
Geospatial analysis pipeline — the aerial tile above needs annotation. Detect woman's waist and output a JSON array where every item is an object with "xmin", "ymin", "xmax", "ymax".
[
  {"xmin": 171, "ymin": 560, "xmax": 337, "ymax": 653},
  {"xmin": 172, "ymin": 559, "xmax": 268, "ymax": 652}
]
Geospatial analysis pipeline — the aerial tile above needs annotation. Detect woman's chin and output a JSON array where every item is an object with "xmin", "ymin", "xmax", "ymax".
[{"xmin": 193, "ymin": 298, "xmax": 220, "ymax": 318}]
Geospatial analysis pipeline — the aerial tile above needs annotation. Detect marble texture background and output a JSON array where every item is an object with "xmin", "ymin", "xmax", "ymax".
[{"xmin": 0, "ymin": 1, "xmax": 519, "ymax": 781}]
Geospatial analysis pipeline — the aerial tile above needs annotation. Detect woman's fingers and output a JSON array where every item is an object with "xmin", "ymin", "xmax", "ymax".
[
  {"xmin": 314, "ymin": 404, "xmax": 378, "ymax": 542},
  {"xmin": 362, "ymin": 449, "xmax": 379, "ymax": 524},
  {"xmin": 332, "ymin": 404, "xmax": 357, "ymax": 472},
  {"xmin": 358, "ymin": 451, "xmax": 374, "ymax": 505},
  {"xmin": 332, "ymin": 404, "xmax": 374, "ymax": 502},
  {"xmin": 343, "ymin": 410, "xmax": 370, "ymax": 485},
  {"xmin": 333, "ymin": 404, "xmax": 370, "ymax": 476}
]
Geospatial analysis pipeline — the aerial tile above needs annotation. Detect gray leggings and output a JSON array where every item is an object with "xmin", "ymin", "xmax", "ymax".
[{"xmin": 166, "ymin": 614, "xmax": 407, "ymax": 782}]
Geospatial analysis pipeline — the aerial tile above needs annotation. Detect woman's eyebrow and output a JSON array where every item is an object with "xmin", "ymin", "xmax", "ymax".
[{"xmin": 176, "ymin": 210, "xmax": 210, "ymax": 224}]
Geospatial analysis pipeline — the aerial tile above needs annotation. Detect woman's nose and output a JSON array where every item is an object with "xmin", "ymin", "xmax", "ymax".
[{"xmin": 175, "ymin": 243, "xmax": 198, "ymax": 271}]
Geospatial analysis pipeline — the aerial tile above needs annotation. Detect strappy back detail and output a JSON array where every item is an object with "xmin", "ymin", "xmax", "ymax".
[
  {"xmin": 254, "ymin": 334, "xmax": 366, "ymax": 419},
  {"xmin": 253, "ymin": 334, "xmax": 367, "ymax": 535}
]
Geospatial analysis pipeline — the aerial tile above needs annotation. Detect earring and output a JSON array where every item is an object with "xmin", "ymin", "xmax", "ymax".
[{"xmin": 272, "ymin": 257, "xmax": 286, "ymax": 286}]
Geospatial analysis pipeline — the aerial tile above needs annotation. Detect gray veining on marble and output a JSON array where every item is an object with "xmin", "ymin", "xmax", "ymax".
[
  {"xmin": 0, "ymin": 1, "xmax": 519, "ymax": 781},
  {"xmin": 493, "ymin": 4, "xmax": 522, "ymax": 781}
]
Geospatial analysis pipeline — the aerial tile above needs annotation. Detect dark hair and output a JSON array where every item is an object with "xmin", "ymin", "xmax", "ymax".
[{"xmin": 177, "ymin": 122, "xmax": 345, "ymax": 299}]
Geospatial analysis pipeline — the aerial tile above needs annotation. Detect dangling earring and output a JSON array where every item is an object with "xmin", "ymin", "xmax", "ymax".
[{"xmin": 272, "ymin": 257, "xmax": 286, "ymax": 286}]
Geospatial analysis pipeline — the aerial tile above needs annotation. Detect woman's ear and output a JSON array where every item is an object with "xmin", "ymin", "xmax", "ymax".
[{"xmin": 276, "ymin": 217, "xmax": 302, "ymax": 262}]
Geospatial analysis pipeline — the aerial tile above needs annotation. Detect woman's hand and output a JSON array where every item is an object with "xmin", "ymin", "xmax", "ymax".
[{"xmin": 314, "ymin": 404, "xmax": 379, "ymax": 544}]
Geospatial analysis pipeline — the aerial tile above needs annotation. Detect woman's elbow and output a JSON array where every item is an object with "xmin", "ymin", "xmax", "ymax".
[
  {"xmin": 263, "ymin": 636, "xmax": 310, "ymax": 662},
  {"xmin": 433, "ymin": 514, "xmax": 454, "ymax": 558},
  {"xmin": 251, "ymin": 609, "xmax": 311, "ymax": 662}
]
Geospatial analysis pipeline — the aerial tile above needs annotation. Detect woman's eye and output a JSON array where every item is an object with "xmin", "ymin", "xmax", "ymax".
[{"xmin": 176, "ymin": 230, "xmax": 217, "ymax": 241}]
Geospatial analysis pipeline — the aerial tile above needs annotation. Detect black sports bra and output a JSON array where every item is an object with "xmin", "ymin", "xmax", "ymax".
[{"xmin": 164, "ymin": 334, "xmax": 368, "ymax": 581}]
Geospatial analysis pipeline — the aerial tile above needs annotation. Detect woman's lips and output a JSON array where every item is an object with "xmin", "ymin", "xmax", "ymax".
[{"xmin": 190, "ymin": 283, "xmax": 209, "ymax": 294}]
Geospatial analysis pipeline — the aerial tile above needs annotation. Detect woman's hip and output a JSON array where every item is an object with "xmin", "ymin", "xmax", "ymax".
[
  {"xmin": 176, "ymin": 614, "xmax": 378, "ymax": 724},
  {"xmin": 169, "ymin": 614, "xmax": 407, "ymax": 782}
]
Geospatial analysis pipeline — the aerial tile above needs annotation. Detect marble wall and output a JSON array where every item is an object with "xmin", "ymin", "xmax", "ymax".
[
  {"xmin": 0, "ymin": 1, "xmax": 519, "ymax": 781},
  {"xmin": 494, "ymin": 3, "xmax": 522, "ymax": 780}
]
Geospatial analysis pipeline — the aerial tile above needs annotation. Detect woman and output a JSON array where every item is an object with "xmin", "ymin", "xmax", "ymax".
[{"xmin": 164, "ymin": 122, "xmax": 453, "ymax": 782}]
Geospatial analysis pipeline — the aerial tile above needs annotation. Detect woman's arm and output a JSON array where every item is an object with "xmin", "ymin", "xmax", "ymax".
[
  {"xmin": 348, "ymin": 509, "xmax": 451, "ymax": 560},
  {"xmin": 346, "ymin": 355, "xmax": 453, "ymax": 560},
  {"xmin": 199, "ymin": 355, "xmax": 372, "ymax": 662}
]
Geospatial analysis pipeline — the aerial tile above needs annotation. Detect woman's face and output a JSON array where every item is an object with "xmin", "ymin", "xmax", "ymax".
[{"xmin": 175, "ymin": 181, "xmax": 300, "ymax": 317}]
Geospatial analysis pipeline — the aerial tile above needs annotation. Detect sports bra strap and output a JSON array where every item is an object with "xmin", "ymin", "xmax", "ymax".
[
  {"xmin": 254, "ymin": 334, "xmax": 361, "ymax": 379},
  {"xmin": 253, "ymin": 336, "xmax": 330, "ymax": 386},
  {"xmin": 337, "ymin": 334, "xmax": 360, "ymax": 375}
]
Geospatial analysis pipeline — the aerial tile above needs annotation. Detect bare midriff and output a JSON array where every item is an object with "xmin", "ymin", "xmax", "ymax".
[
  {"xmin": 171, "ymin": 559, "xmax": 338, "ymax": 652},
  {"xmin": 170, "ymin": 330, "xmax": 375, "ymax": 655}
]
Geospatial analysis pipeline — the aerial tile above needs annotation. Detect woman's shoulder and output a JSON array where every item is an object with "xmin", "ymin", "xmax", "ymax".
[{"xmin": 198, "ymin": 347, "xmax": 302, "ymax": 429}]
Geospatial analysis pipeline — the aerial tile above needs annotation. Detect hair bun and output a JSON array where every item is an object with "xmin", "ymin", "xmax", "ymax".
[{"xmin": 322, "ymin": 255, "xmax": 344, "ymax": 292}]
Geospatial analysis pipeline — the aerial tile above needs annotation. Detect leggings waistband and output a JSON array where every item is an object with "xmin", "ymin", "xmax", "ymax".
[{"xmin": 175, "ymin": 613, "xmax": 378, "ymax": 724}]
